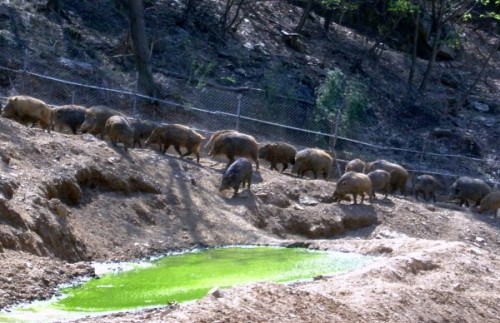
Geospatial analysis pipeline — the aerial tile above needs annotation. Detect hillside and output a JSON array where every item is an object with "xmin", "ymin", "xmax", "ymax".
[
  {"xmin": 0, "ymin": 117, "xmax": 499, "ymax": 321},
  {"xmin": 0, "ymin": 0, "xmax": 499, "ymax": 322},
  {"xmin": 0, "ymin": 0, "xmax": 498, "ymax": 181}
]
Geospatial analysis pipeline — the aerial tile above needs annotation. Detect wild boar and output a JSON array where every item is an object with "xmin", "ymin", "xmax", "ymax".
[
  {"xmin": 104, "ymin": 115, "xmax": 133, "ymax": 151},
  {"xmin": 479, "ymin": 191, "xmax": 500, "ymax": 214},
  {"xmin": 258, "ymin": 142, "xmax": 296, "ymax": 172},
  {"xmin": 205, "ymin": 129, "xmax": 237, "ymax": 151},
  {"xmin": 414, "ymin": 174, "xmax": 444, "ymax": 202},
  {"xmin": 145, "ymin": 123, "xmax": 205, "ymax": 163},
  {"xmin": 345, "ymin": 158, "xmax": 365, "ymax": 173},
  {"xmin": 129, "ymin": 118, "xmax": 159, "ymax": 148},
  {"xmin": 51, "ymin": 104, "xmax": 87, "ymax": 134},
  {"xmin": 208, "ymin": 131, "xmax": 259, "ymax": 170},
  {"xmin": 333, "ymin": 171, "xmax": 373, "ymax": 204},
  {"xmin": 367, "ymin": 169, "xmax": 391, "ymax": 200},
  {"xmin": 219, "ymin": 158, "xmax": 253, "ymax": 198},
  {"xmin": 80, "ymin": 105, "xmax": 123, "ymax": 139},
  {"xmin": 292, "ymin": 148, "xmax": 332, "ymax": 180},
  {"xmin": 364, "ymin": 159, "xmax": 409, "ymax": 196},
  {"xmin": 449, "ymin": 177, "xmax": 491, "ymax": 207},
  {"xmin": 1, "ymin": 95, "xmax": 52, "ymax": 132}
]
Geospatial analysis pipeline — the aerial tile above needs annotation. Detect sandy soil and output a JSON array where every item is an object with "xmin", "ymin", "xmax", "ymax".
[{"xmin": 0, "ymin": 118, "xmax": 499, "ymax": 322}]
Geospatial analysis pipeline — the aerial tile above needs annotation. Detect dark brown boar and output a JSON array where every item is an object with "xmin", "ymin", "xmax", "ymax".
[
  {"xmin": 367, "ymin": 169, "xmax": 391, "ymax": 200},
  {"xmin": 51, "ymin": 104, "xmax": 87, "ymax": 134},
  {"xmin": 449, "ymin": 177, "xmax": 491, "ymax": 207},
  {"xmin": 219, "ymin": 158, "xmax": 253, "ymax": 198},
  {"xmin": 345, "ymin": 158, "xmax": 365, "ymax": 173},
  {"xmin": 129, "ymin": 119, "xmax": 159, "ymax": 148},
  {"xmin": 364, "ymin": 159, "xmax": 409, "ymax": 196},
  {"xmin": 1, "ymin": 95, "xmax": 53, "ymax": 132},
  {"xmin": 145, "ymin": 124, "xmax": 205, "ymax": 163},
  {"xmin": 258, "ymin": 142, "xmax": 296, "ymax": 172},
  {"xmin": 479, "ymin": 191, "xmax": 500, "ymax": 214},
  {"xmin": 208, "ymin": 131, "xmax": 259, "ymax": 170},
  {"xmin": 105, "ymin": 115, "xmax": 133, "ymax": 151},
  {"xmin": 414, "ymin": 174, "xmax": 444, "ymax": 202},
  {"xmin": 80, "ymin": 105, "xmax": 123, "ymax": 139},
  {"xmin": 333, "ymin": 171, "xmax": 373, "ymax": 204},
  {"xmin": 292, "ymin": 148, "xmax": 332, "ymax": 180}
]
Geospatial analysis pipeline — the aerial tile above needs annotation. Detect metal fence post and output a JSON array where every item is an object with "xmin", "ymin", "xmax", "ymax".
[
  {"xmin": 331, "ymin": 78, "xmax": 346, "ymax": 179},
  {"xmin": 133, "ymin": 71, "xmax": 139, "ymax": 116},
  {"xmin": 236, "ymin": 93, "xmax": 242, "ymax": 131},
  {"xmin": 21, "ymin": 48, "xmax": 28, "ymax": 93}
]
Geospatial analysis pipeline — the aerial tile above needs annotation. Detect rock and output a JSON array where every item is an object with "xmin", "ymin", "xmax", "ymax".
[
  {"xmin": 293, "ymin": 203, "xmax": 304, "ymax": 210},
  {"xmin": 453, "ymin": 283, "xmax": 465, "ymax": 292},
  {"xmin": 208, "ymin": 286, "xmax": 224, "ymax": 298},
  {"xmin": 58, "ymin": 58, "xmax": 94, "ymax": 76},
  {"xmin": 474, "ymin": 116, "xmax": 496, "ymax": 127},
  {"xmin": 374, "ymin": 229, "xmax": 407, "ymax": 239},
  {"xmin": 299, "ymin": 195, "xmax": 318, "ymax": 206},
  {"xmin": 472, "ymin": 102, "xmax": 490, "ymax": 112},
  {"xmin": 437, "ymin": 45, "xmax": 456, "ymax": 60},
  {"xmin": 81, "ymin": 134, "xmax": 97, "ymax": 142},
  {"xmin": 266, "ymin": 194, "xmax": 291, "ymax": 208},
  {"xmin": 281, "ymin": 30, "xmax": 307, "ymax": 53},
  {"xmin": 255, "ymin": 192, "xmax": 269, "ymax": 201},
  {"xmin": 235, "ymin": 68, "xmax": 247, "ymax": 77}
]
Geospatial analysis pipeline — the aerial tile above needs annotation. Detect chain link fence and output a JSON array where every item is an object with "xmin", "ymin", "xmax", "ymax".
[{"xmin": 0, "ymin": 2, "xmax": 498, "ymax": 188}]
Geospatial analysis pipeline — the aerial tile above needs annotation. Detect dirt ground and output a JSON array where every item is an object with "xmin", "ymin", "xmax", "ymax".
[{"xmin": 0, "ymin": 119, "xmax": 499, "ymax": 322}]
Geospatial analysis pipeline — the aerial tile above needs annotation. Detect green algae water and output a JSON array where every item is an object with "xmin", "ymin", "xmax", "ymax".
[{"xmin": 0, "ymin": 246, "xmax": 374, "ymax": 322}]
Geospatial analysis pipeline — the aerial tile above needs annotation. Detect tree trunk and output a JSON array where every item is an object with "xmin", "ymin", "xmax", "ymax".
[
  {"xmin": 126, "ymin": 0, "xmax": 157, "ymax": 97},
  {"xmin": 407, "ymin": 9, "xmax": 420, "ymax": 96},
  {"xmin": 418, "ymin": 22, "xmax": 442, "ymax": 92},
  {"xmin": 226, "ymin": 0, "xmax": 245, "ymax": 31},
  {"xmin": 324, "ymin": 9, "xmax": 333, "ymax": 31},
  {"xmin": 419, "ymin": 0, "xmax": 444, "ymax": 93},
  {"xmin": 220, "ymin": 0, "xmax": 235, "ymax": 30},
  {"xmin": 179, "ymin": 0, "xmax": 198, "ymax": 26},
  {"xmin": 295, "ymin": 0, "xmax": 313, "ymax": 33}
]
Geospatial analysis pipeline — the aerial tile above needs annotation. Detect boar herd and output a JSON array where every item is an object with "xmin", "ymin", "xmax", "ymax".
[{"xmin": 1, "ymin": 95, "xmax": 499, "ymax": 214}]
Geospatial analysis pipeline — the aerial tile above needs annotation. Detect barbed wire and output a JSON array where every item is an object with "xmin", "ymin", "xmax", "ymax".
[
  {"xmin": 1, "ymin": 66, "xmax": 496, "ymax": 164},
  {"xmin": 0, "ymin": 3, "xmax": 497, "ymax": 186}
]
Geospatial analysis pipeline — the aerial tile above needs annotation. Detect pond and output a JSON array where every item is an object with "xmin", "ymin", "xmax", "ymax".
[{"xmin": 0, "ymin": 246, "xmax": 375, "ymax": 322}]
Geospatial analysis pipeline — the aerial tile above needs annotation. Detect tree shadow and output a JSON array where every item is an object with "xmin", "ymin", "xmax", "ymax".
[
  {"xmin": 163, "ymin": 155, "xmax": 264, "ymax": 245},
  {"xmin": 371, "ymin": 197, "xmax": 395, "ymax": 207}
]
